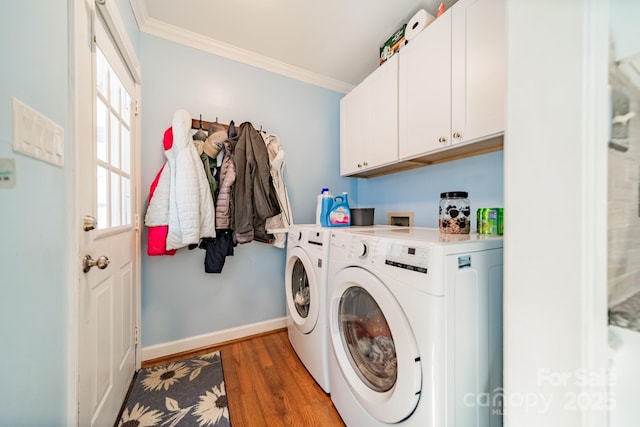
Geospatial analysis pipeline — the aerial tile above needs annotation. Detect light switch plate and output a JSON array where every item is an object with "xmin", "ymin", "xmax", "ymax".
[
  {"xmin": 12, "ymin": 97, "xmax": 64, "ymax": 167},
  {"xmin": 0, "ymin": 158, "xmax": 16, "ymax": 189}
]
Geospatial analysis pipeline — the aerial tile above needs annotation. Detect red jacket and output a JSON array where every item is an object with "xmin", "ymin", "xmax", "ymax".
[{"xmin": 146, "ymin": 128, "xmax": 177, "ymax": 256}]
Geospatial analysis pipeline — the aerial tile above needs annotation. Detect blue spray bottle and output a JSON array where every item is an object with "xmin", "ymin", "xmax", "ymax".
[{"xmin": 320, "ymin": 190, "xmax": 333, "ymax": 227}]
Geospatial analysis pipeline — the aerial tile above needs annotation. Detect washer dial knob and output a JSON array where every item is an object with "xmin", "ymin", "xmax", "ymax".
[{"xmin": 355, "ymin": 241, "xmax": 368, "ymax": 258}]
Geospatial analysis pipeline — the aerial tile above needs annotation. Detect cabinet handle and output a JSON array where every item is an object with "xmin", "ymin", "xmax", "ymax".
[
  {"xmin": 438, "ymin": 136, "xmax": 447, "ymax": 143},
  {"xmin": 357, "ymin": 163, "xmax": 363, "ymax": 168},
  {"xmin": 453, "ymin": 131, "xmax": 461, "ymax": 138},
  {"xmin": 363, "ymin": 161, "xmax": 368, "ymax": 167}
]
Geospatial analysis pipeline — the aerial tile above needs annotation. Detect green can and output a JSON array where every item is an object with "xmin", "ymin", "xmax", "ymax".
[
  {"xmin": 476, "ymin": 208, "xmax": 485, "ymax": 234},
  {"xmin": 497, "ymin": 208, "xmax": 504, "ymax": 235},
  {"xmin": 480, "ymin": 208, "xmax": 499, "ymax": 235}
]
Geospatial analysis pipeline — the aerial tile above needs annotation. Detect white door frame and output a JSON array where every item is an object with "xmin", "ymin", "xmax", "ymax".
[
  {"xmin": 68, "ymin": 0, "xmax": 142, "ymax": 424},
  {"xmin": 504, "ymin": 0, "xmax": 609, "ymax": 425}
]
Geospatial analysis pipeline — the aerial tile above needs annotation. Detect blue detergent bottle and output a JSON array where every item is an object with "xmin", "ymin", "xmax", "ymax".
[
  {"xmin": 320, "ymin": 190, "xmax": 333, "ymax": 227},
  {"xmin": 328, "ymin": 192, "xmax": 351, "ymax": 227}
]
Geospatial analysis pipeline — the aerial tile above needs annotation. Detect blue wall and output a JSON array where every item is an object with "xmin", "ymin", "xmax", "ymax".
[
  {"xmin": 139, "ymin": 34, "xmax": 351, "ymax": 346},
  {"xmin": 139, "ymin": 33, "xmax": 504, "ymax": 348},
  {"xmin": 115, "ymin": 0, "xmax": 140, "ymax": 57},
  {"xmin": 0, "ymin": 1, "xmax": 70, "ymax": 425},
  {"xmin": 355, "ymin": 150, "xmax": 504, "ymax": 229}
]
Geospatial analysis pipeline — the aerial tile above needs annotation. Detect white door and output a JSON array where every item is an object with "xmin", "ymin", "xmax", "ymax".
[{"xmin": 76, "ymin": 7, "xmax": 140, "ymax": 426}]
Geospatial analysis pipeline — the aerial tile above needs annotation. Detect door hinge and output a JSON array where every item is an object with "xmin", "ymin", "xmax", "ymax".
[
  {"xmin": 133, "ymin": 100, "xmax": 140, "ymax": 117},
  {"xmin": 135, "ymin": 213, "xmax": 140, "ymax": 230},
  {"xmin": 135, "ymin": 326, "xmax": 139, "ymax": 345}
]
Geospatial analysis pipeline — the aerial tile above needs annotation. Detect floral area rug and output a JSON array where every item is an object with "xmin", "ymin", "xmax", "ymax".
[{"xmin": 117, "ymin": 351, "xmax": 231, "ymax": 427}]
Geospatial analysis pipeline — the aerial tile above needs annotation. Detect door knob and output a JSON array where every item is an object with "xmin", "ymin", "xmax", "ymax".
[
  {"xmin": 83, "ymin": 255, "xmax": 110, "ymax": 273},
  {"xmin": 83, "ymin": 215, "xmax": 97, "ymax": 231},
  {"xmin": 452, "ymin": 131, "xmax": 461, "ymax": 138},
  {"xmin": 438, "ymin": 136, "xmax": 447, "ymax": 143}
]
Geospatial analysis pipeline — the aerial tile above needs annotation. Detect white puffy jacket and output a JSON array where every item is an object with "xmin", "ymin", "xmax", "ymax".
[{"xmin": 145, "ymin": 110, "xmax": 216, "ymax": 250}]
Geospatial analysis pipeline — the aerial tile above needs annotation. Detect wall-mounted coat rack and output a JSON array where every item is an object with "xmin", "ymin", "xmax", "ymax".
[
  {"xmin": 191, "ymin": 116, "xmax": 264, "ymax": 134},
  {"xmin": 191, "ymin": 117, "xmax": 231, "ymax": 132}
]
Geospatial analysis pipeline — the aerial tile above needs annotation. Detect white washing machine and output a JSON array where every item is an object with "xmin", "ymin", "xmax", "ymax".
[
  {"xmin": 327, "ymin": 227, "xmax": 504, "ymax": 427},
  {"xmin": 285, "ymin": 224, "xmax": 332, "ymax": 393}
]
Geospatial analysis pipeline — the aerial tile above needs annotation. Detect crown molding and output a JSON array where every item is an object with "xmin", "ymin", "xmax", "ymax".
[{"xmin": 128, "ymin": 0, "xmax": 353, "ymax": 93}]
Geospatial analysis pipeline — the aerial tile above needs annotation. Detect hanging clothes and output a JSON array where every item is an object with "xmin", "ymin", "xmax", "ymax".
[
  {"xmin": 260, "ymin": 131, "xmax": 294, "ymax": 248},
  {"xmin": 215, "ymin": 121, "xmax": 238, "ymax": 231},
  {"xmin": 199, "ymin": 230, "xmax": 236, "ymax": 273},
  {"xmin": 199, "ymin": 122, "xmax": 239, "ymax": 273},
  {"xmin": 144, "ymin": 126, "xmax": 177, "ymax": 256},
  {"xmin": 233, "ymin": 122, "xmax": 281, "ymax": 244},
  {"xmin": 145, "ymin": 109, "xmax": 216, "ymax": 251}
]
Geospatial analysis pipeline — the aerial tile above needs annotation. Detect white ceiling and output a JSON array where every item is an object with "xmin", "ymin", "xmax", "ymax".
[{"xmin": 130, "ymin": 0, "xmax": 458, "ymax": 92}]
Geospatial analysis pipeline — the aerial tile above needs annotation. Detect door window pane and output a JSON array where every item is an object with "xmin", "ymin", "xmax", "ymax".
[
  {"xmin": 96, "ymin": 49, "xmax": 108, "ymax": 97},
  {"xmin": 97, "ymin": 166, "xmax": 108, "ymax": 229},
  {"xmin": 110, "ymin": 112, "xmax": 120, "ymax": 168},
  {"xmin": 96, "ymin": 99, "xmax": 107, "ymax": 162},
  {"xmin": 95, "ymin": 45, "xmax": 133, "ymax": 230},
  {"xmin": 121, "ymin": 125, "xmax": 130, "ymax": 174}
]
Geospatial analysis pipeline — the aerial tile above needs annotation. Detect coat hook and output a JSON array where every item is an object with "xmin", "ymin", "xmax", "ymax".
[
  {"xmin": 199, "ymin": 114, "xmax": 203, "ymax": 129},
  {"xmin": 259, "ymin": 125, "xmax": 263, "ymax": 132},
  {"xmin": 215, "ymin": 117, "xmax": 219, "ymax": 124}
]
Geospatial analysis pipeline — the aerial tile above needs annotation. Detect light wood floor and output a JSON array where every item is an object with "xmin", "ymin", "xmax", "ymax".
[{"xmin": 142, "ymin": 329, "xmax": 346, "ymax": 427}]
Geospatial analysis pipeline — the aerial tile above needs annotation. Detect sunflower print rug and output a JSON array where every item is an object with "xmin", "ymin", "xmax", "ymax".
[{"xmin": 117, "ymin": 351, "xmax": 231, "ymax": 427}]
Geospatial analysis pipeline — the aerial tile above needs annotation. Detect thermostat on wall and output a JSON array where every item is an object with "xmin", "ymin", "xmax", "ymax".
[{"xmin": 0, "ymin": 158, "xmax": 16, "ymax": 189}]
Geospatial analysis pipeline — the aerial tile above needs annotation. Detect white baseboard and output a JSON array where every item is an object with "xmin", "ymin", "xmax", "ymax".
[{"xmin": 141, "ymin": 317, "xmax": 288, "ymax": 361}]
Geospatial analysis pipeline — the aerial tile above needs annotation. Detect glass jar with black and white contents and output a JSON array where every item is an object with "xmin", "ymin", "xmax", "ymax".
[{"xmin": 439, "ymin": 191, "xmax": 471, "ymax": 234}]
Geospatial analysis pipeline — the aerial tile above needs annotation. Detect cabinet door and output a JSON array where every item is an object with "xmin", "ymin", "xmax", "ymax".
[
  {"xmin": 399, "ymin": 11, "xmax": 452, "ymax": 159},
  {"xmin": 364, "ymin": 53, "xmax": 398, "ymax": 171},
  {"xmin": 451, "ymin": 0, "xmax": 506, "ymax": 145},
  {"xmin": 340, "ymin": 54, "xmax": 398, "ymax": 176},
  {"xmin": 340, "ymin": 82, "xmax": 368, "ymax": 175}
]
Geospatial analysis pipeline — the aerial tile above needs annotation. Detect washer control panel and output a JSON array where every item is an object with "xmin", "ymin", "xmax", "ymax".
[{"xmin": 384, "ymin": 243, "xmax": 429, "ymax": 274}]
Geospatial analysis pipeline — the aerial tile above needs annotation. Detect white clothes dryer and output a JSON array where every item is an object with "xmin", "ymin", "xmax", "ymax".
[
  {"xmin": 285, "ymin": 224, "xmax": 332, "ymax": 393},
  {"xmin": 327, "ymin": 227, "xmax": 504, "ymax": 427}
]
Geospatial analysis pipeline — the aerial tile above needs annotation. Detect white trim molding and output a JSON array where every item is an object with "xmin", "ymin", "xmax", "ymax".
[
  {"xmin": 128, "ymin": 0, "xmax": 352, "ymax": 94},
  {"xmin": 141, "ymin": 317, "xmax": 288, "ymax": 361}
]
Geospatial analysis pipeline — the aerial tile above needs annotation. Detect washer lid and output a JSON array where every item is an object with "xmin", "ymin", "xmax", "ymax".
[
  {"xmin": 329, "ymin": 267, "xmax": 421, "ymax": 423},
  {"xmin": 285, "ymin": 247, "xmax": 319, "ymax": 334}
]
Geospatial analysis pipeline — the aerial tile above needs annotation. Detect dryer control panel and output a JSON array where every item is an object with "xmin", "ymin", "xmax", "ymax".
[{"xmin": 384, "ymin": 243, "xmax": 429, "ymax": 274}]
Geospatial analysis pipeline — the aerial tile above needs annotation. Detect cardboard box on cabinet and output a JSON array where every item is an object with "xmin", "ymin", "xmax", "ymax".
[{"xmin": 379, "ymin": 24, "xmax": 406, "ymax": 65}]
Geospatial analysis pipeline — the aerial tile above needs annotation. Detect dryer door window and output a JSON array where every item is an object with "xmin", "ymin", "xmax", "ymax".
[
  {"xmin": 329, "ymin": 267, "xmax": 421, "ymax": 423},
  {"xmin": 339, "ymin": 286, "xmax": 396, "ymax": 392},
  {"xmin": 291, "ymin": 259, "xmax": 310, "ymax": 318},
  {"xmin": 285, "ymin": 246, "xmax": 319, "ymax": 334}
]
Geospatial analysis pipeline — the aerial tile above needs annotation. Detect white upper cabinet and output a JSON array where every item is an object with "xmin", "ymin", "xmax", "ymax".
[
  {"xmin": 399, "ymin": 0, "xmax": 505, "ymax": 160},
  {"xmin": 451, "ymin": 0, "xmax": 506, "ymax": 147},
  {"xmin": 399, "ymin": 10, "xmax": 453, "ymax": 159},
  {"xmin": 339, "ymin": 0, "xmax": 505, "ymax": 178},
  {"xmin": 340, "ymin": 54, "xmax": 399, "ymax": 176}
]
